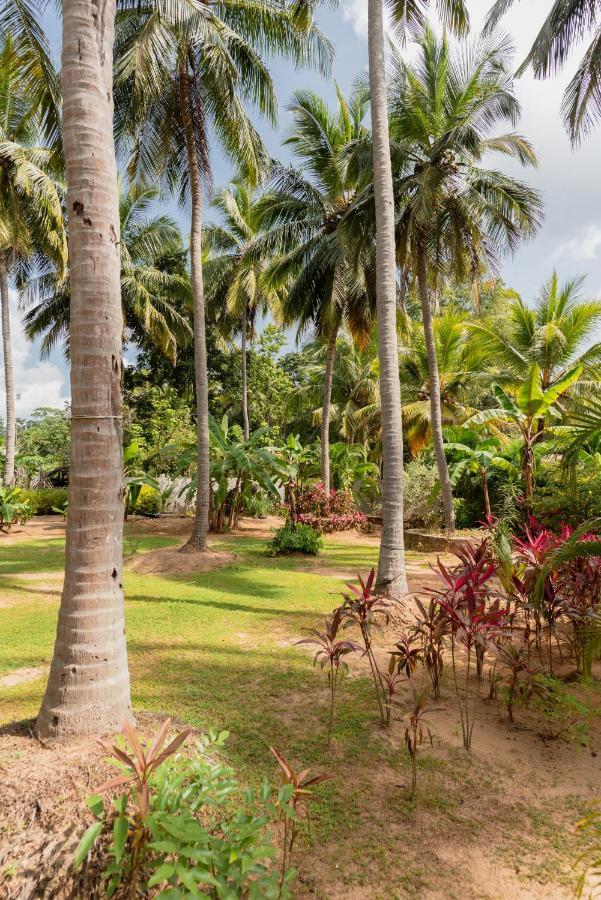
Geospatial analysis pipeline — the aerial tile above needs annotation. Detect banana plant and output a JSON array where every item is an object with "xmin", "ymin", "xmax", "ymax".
[
  {"xmin": 443, "ymin": 435, "xmax": 517, "ymax": 518},
  {"xmin": 467, "ymin": 363, "xmax": 582, "ymax": 502},
  {"xmin": 175, "ymin": 417, "xmax": 282, "ymax": 532}
]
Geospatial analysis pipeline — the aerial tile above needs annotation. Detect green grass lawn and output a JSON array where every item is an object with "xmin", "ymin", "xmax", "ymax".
[{"xmin": 0, "ymin": 526, "xmax": 592, "ymax": 897}]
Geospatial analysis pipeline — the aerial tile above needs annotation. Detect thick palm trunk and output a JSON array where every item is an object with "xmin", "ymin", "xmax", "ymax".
[
  {"xmin": 180, "ymin": 59, "xmax": 210, "ymax": 553},
  {"xmin": 241, "ymin": 304, "xmax": 250, "ymax": 441},
  {"xmin": 0, "ymin": 253, "xmax": 15, "ymax": 486},
  {"xmin": 368, "ymin": 0, "xmax": 408, "ymax": 599},
  {"xmin": 36, "ymin": 0, "xmax": 131, "ymax": 738},
  {"xmin": 416, "ymin": 244, "xmax": 455, "ymax": 532},
  {"xmin": 321, "ymin": 326, "xmax": 337, "ymax": 495},
  {"xmin": 481, "ymin": 470, "xmax": 492, "ymax": 518}
]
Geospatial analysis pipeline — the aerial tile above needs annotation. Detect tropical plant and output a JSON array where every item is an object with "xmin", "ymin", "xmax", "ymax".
[
  {"xmin": 77, "ymin": 723, "xmax": 290, "ymax": 898},
  {"xmin": 115, "ymin": 0, "xmax": 331, "ymax": 552},
  {"xmin": 0, "ymin": 484, "xmax": 31, "ymax": 531},
  {"xmin": 388, "ymin": 27, "xmax": 542, "ymax": 530},
  {"xmin": 0, "ymin": 34, "xmax": 67, "ymax": 485},
  {"xmin": 397, "ymin": 686, "xmax": 435, "ymax": 799},
  {"xmin": 410, "ymin": 596, "xmax": 449, "ymax": 699},
  {"xmin": 444, "ymin": 434, "xmax": 517, "ymax": 518},
  {"xmin": 485, "ymin": 0, "xmax": 601, "ymax": 144},
  {"xmin": 36, "ymin": 0, "xmax": 132, "ymax": 739},
  {"xmin": 338, "ymin": 568, "xmax": 391, "ymax": 726},
  {"xmin": 399, "ymin": 310, "xmax": 491, "ymax": 455},
  {"xmin": 467, "ymin": 363, "xmax": 583, "ymax": 502},
  {"xmin": 270, "ymin": 747, "xmax": 332, "ymax": 892},
  {"xmin": 176, "ymin": 416, "xmax": 282, "ymax": 532},
  {"xmin": 274, "ymin": 434, "xmax": 319, "ymax": 519},
  {"xmin": 495, "ymin": 636, "xmax": 536, "ymax": 722},
  {"xmin": 123, "ymin": 441, "xmax": 162, "ymax": 519},
  {"xmin": 267, "ymin": 521, "xmax": 323, "ymax": 556},
  {"xmin": 23, "ymin": 180, "xmax": 192, "ymax": 363},
  {"xmin": 204, "ymin": 177, "xmax": 283, "ymax": 439},
  {"xmin": 296, "ymin": 607, "xmax": 361, "ymax": 743},
  {"xmin": 294, "ymin": 481, "xmax": 367, "ymax": 533},
  {"xmin": 257, "ymin": 85, "xmax": 374, "ymax": 495},
  {"xmin": 430, "ymin": 540, "xmax": 509, "ymax": 749},
  {"xmin": 470, "ymin": 273, "xmax": 601, "ymax": 395},
  {"xmin": 390, "ymin": 632, "xmax": 424, "ymax": 678}
]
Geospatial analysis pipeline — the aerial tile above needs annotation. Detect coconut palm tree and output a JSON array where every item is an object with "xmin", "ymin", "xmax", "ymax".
[
  {"xmin": 366, "ymin": 0, "xmax": 469, "ymax": 595},
  {"xmin": 256, "ymin": 86, "xmax": 374, "ymax": 495},
  {"xmin": 486, "ymin": 0, "xmax": 601, "ymax": 144},
  {"xmin": 36, "ymin": 0, "xmax": 132, "ymax": 738},
  {"xmin": 470, "ymin": 272, "xmax": 601, "ymax": 393},
  {"xmin": 400, "ymin": 308, "xmax": 490, "ymax": 454},
  {"xmin": 0, "ymin": 0, "xmax": 62, "ymax": 157},
  {"xmin": 0, "ymin": 34, "xmax": 66, "ymax": 486},
  {"xmin": 388, "ymin": 27, "xmax": 542, "ymax": 530},
  {"xmin": 22, "ymin": 180, "xmax": 192, "ymax": 363},
  {"xmin": 115, "ymin": 0, "xmax": 331, "ymax": 552},
  {"xmin": 204, "ymin": 178, "xmax": 283, "ymax": 440},
  {"xmin": 467, "ymin": 363, "xmax": 583, "ymax": 501}
]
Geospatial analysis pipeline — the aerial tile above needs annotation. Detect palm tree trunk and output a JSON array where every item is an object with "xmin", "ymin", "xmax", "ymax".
[
  {"xmin": 36, "ymin": 0, "xmax": 132, "ymax": 739},
  {"xmin": 179, "ymin": 58, "xmax": 209, "ymax": 553},
  {"xmin": 416, "ymin": 243, "xmax": 455, "ymax": 532},
  {"xmin": 482, "ymin": 470, "xmax": 492, "ymax": 518},
  {"xmin": 368, "ymin": 0, "xmax": 408, "ymax": 599},
  {"xmin": 321, "ymin": 326, "xmax": 338, "ymax": 495},
  {"xmin": 0, "ymin": 253, "xmax": 16, "ymax": 487},
  {"xmin": 241, "ymin": 303, "xmax": 250, "ymax": 441}
]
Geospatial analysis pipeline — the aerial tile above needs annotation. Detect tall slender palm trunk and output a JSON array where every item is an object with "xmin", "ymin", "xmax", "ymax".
[
  {"xmin": 416, "ymin": 244, "xmax": 455, "ymax": 532},
  {"xmin": 368, "ymin": 0, "xmax": 408, "ymax": 599},
  {"xmin": 36, "ymin": 0, "xmax": 132, "ymax": 738},
  {"xmin": 241, "ymin": 303, "xmax": 250, "ymax": 441},
  {"xmin": 321, "ymin": 326, "xmax": 337, "ymax": 495},
  {"xmin": 179, "ymin": 58, "xmax": 210, "ymax": 553},
  {"xmin": 0, "ymin": 252, "xmax": 15, "ymax": 486}
]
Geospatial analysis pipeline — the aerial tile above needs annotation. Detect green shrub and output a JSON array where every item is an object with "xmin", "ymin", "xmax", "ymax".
[
  {"xmin": 76, "ymin": 727, "xmax": 292, "ymax": 898},
  {"xmin": 0, "ymin": 486, "xmax": 32, "ymax": 531},
  {"xmin": 267, "ymin": 521, "xmax": 322, "ymax": 556},
  {"xmin": 20, "ymin": 487, "xmax": 68, "ymax": 516},
  {"xmin": 135, "ymin": 484, "xmax": 162, "ymax": 515},
  {"xmin": 531, "ymin": 462, "xmax": 601, "ymax": 528},
  {"xmin": 403, "ymin": 459, "xmax": 443, "ymax": 529}
]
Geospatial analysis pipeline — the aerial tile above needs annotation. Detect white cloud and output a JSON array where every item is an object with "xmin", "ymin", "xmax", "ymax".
[
  {"xmin": 0, "ymin": 289, "xmax": 69, "ymax": 420},
  {"xmin": 554, "ymin": 225, "xmax": 601, "ymax": 263},
  {"xmin": 341, "ymin": 0, "xmax": 368, "ymax": 39}
]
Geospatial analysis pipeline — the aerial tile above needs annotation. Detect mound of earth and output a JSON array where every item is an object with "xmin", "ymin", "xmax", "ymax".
[{"xmin": 126, "ymin": 545, "xmax": 236, "ymax": 576}]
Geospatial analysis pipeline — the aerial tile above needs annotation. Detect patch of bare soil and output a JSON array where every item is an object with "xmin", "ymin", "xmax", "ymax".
[
  {"xmin": 0, "ymin": 517, "xmax": 66, "ymax": 544},
  {"xmin": 0, "ymin": 668, "xmax": 46, "ymax": 688},
  {"xmin": 126, "ymin": 545, "xmax": 236, "ymax": 576}
]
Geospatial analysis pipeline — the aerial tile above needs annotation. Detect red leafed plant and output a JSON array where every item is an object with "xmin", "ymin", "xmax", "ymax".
[
  {"xmin": 296, "ymin": 608, "xmax": 361, "ymax": 743},
  {"xmin": 337, "ymin": 568, "xmax": 392, "ymax": 726},
  {"xmin": 294, "ymin": 482, "xmax": 367, "ymax": 534},
  {"xmin": 430, "ymin": 540, "xmax": 509, "ymax": 750},
  {"xmin": 390, "ymin": 632, "xmax": 424, "ymax": 679},
  {"xmin": 270, "ymin": 748, "xmax": 333, "ymax": 890},
  {"xmin": 378, "ymin": 656, "xmax": 406, "ymax": 727},
  {"xmin": 410, "ymin": 597, "xmax": 449, "ymax": 700}
]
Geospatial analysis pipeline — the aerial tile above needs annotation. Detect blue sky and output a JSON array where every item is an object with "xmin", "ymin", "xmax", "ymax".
[{"xmin": 6, "ymin": 1, "xmax": 601, "ymax": 417}]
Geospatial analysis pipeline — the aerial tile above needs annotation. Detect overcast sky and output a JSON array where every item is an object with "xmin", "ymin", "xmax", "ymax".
[{"xmin": 5, "ymin": 0, "xmax": 601, "ymax": 417}]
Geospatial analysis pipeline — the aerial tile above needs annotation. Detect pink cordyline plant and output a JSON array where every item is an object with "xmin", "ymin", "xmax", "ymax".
[{"xmin": 430, "ymin": 540, "xmax": 509, "ymax": 750}]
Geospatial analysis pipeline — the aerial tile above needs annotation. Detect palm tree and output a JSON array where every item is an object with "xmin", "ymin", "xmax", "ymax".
[
  {"xmin": 204, "ymin": 178, "xmax": 283, "ymax": 440},
  {"xmin": 36, "ymin": 0, "xmax": 132, "ymax": 738},
  {"xmin": 388, "ymin": 27, "xmax": 542, "ymax": 530},
  {"xmin": 400, "ymin": 309, "xmax": 490, "ymax": 454},
  {"xmin": 486, "ymin": 0, "xmax": 601, "ymax": 144},
  {"xmin": 467, "ymin": 363, "xmax": 583, "ymax": 501},
  {"xmin": 470, "ymin": 272, "xmax": 601, "ymax": 393},
  {"xmin": 0, "ymin": 35, "xmax": 66, "ymax": 486},
  {"xmin": 444, "ymin": 433, "xmax": 516, "ymax": 518},
  {"xmin": 366, "ymin": 0, "xmax": 469, "ymax": 595},
  {"xmin": 257, "ymin": 86, "xmax": 374, "ymax": 495},
  {"xmin": 115, "ymin": 0, "xmax": 331, "ymax": 553},
  {"xmin": 22, "ymin": 180, "xmax": 192, "ymax": 363}
]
